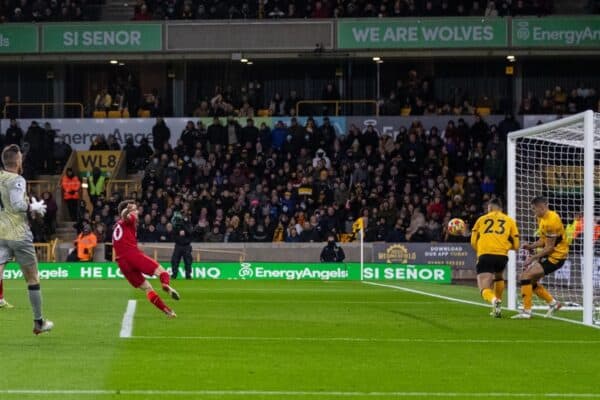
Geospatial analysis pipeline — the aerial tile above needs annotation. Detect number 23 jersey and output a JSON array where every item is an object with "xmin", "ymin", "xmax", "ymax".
[{"xmin": 471, "ymin": 211, "xmax": 520, "ymax": 257}]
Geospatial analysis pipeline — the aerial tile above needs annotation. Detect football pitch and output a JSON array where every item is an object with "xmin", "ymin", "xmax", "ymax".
[{"xmin": 1, "ymin": 279, "xmax": 600, "ymax": 400}]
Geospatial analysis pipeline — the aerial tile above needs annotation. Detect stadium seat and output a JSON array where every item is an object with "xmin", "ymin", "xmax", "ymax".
[
  {"xmin": 107, "ymin": 111, "xmax": 122, "ymax": 118},
  {"xmin": 400, "ymin": 108, "xmax": 411, "ymax": 116},
  {"xmin": 93, "ymin": 111, "xmax": 107, "ymax": 118},
  {"xmin": 257, "ymin": 109, "xmax": 271, "ymax": 117},
  {"xmin": 122, "ymin": 109, "xmax": 130, "ymax": 118},
  {"xmin": 137, "ymin": 110, "xmax": 151, "ymax": 118},
  {"xmin": 476, "ymin": 107, "xmax": 491, "ymax": 116}
]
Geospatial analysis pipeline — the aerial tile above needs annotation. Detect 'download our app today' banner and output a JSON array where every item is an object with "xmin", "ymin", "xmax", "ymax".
[{"xmin": 2, "ymin": 262, "xmax": 451, "ymax": 283}]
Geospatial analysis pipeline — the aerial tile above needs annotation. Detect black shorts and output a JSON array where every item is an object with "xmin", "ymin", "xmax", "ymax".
[
  {"xmin": 476, "ymin": 254, "xmax": 508, "ymax": 274},
  {"xmin": 540, "ymin": 258, "xmax": 566, "ymax": 275}
]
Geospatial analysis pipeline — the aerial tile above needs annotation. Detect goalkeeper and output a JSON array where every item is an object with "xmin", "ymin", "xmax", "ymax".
[{"xmin": 0, "ymin": 145, "xmax": 53, "ymax": 334}]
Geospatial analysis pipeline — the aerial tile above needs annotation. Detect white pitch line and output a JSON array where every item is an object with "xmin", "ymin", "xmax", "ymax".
[
  {"xmin": 363, "ymin": 281, "xmax": 600, "ymax": 330},
  {"xmin": 119, "ymin": 300, "xmax": 137, "ymax": 338},
  {"xmin": 190, "ymin": 300, "xmax": 443, "ymax": 305},
  {"xmin": 126, "ymin": 335, "xmax": 600, "ymax": 344},
  {"xmin": 1, "ymin": 390, "xmax": 600, "ymax": 398}
]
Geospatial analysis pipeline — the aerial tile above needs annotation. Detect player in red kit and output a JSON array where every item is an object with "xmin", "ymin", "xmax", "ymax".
[{"xmin": 113, "ymin": 200, "xmax": 179, "ymax": 318}]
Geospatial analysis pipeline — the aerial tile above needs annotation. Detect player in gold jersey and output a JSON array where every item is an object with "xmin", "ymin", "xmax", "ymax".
[
  {"xmin": 471, "ymin": 198, "xmax": 520, "ymax": 318},
  {"xmin": 513, "ymin": 196, "xmax": 567, "ymax": 319}
]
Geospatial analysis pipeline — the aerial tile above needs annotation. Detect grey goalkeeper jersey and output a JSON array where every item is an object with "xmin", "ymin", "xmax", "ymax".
[{"xmin": 0, "ymin": 170, "xmax": 32, "ymax": 241}]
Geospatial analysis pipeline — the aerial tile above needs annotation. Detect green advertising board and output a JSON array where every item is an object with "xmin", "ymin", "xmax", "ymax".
[
  {"xmin": 0, "ymin": 25, "xmax": 38, "ymax": 53},
  {"xmin": 337, "ymin": 18, "xmax": 507, "ymax": 49},
  {"xmin": 512, "ymin": 17, "xmax": 600, "ymax": 47},
  {"xmin": 42, "ymin": 23, "xmax": 162, "ymax": 53},
  {"xmin": 2, "ymin": 262, "xmax": 451, "ymax": 283}
]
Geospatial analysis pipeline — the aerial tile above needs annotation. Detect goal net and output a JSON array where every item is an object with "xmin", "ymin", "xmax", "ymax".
[{"xmin": 507, "ymin": 111, "xmax": 600, "ymax": 326}]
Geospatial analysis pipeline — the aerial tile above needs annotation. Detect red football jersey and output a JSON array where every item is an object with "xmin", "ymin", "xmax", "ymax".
[{"xmin": 112, "ymin": 213, "xmax": 139, "ymax": 258}]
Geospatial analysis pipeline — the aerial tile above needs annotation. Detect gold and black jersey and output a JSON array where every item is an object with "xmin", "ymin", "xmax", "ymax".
[
  {"xmin": 538, "ymin": 210, "xmax": 569, "ymax": 263},
  {"xmin": 471, "ymin": 211, "xmax": 520, "ymax": 257}
]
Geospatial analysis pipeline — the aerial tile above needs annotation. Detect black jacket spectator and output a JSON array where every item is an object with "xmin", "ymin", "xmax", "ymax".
[
  {"xmin": 241, "ymin": 119, "xmax": 259, "ymax": 145},
  {"xmin": 181, "ymin": 121, "xmax": 199, "ymax": 153},
  {"xmin": 5, "ymin": 119, "xmax": 23, "ymax": 146},
  {"xmin": 320, "ymin": 239, "xmax": 346, "ymax": 262},
  {"xmin": 152, "ymin": 118, "xmax": 171, "ymax": 153},
  {"xmin": 208, "ymin": 118, "xmax": 226, "ymax": 147}
]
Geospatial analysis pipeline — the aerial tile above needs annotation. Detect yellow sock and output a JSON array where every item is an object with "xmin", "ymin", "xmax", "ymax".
[
  {"xmin": 481, "ymin": 288, "xmax": 496, "ymax": 304},
  {"xmin": 521, "ymin": 281, "xmax": 533, "ymax": 311},
  {"xmin": 534, "ymin": 284, "xmax": 554, "ymax": 304},
  {"xmin": 494, "ymin": 280, "xmax": 505, "ymax": 301}
]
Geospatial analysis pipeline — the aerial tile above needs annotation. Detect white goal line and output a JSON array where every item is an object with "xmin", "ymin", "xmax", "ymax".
[{"xmin": 1, "ymin": 389, "xmax": 600, "ymax": 398}]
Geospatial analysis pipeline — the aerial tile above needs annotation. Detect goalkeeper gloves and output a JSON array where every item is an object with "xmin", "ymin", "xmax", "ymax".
[{"xmin": 30, "ymin": 197, "xmax": 47, "ymax": 217}]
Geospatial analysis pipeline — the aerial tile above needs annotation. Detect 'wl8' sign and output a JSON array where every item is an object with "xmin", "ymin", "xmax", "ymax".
[{"xmin": 76, "ymin": 151, "xmax": 122, "ymax": 175}]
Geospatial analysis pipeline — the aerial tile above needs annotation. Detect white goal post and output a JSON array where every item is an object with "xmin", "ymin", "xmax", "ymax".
[{"xmin": 507, "ymin": 110, "xmax": 599, "ymax": 326}]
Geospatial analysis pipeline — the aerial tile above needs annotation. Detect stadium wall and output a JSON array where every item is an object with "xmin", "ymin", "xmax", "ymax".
[{"xmin": 56, "ymin": 242, "xmax": 478, "ymax": 280}]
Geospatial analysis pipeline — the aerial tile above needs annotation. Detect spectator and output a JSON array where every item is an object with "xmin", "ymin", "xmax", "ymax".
[
  {"xmin": 41, "ymin": 191, "xmax": 57, "ymax": 235},
  {"xmin": 320, "ymin": 233, "xmax": 345, "ymax": 262},
  {"xmin": 4, "ymin": 119, "xmax": 23, "ymax": 147},
  {"xmin": 180, "ymin": 120, "xmax": 198, "ymax": 153},
  {"xmin": 269, "ymin": 93, "xmax": 286, "ymax": 116},
  {"xmin": 386, "ymin": 218, "xmax": 406, "ymax": 242},
  {"xmin": 42, "ymin": 122, "xmax": 56, "ymax": 173},
  {"xmin": 207, "ymin": 117, "xmax": 226, "ymax": 150},
  {"xmin": 61, "ymin": 167, "xmax": 81, "ymax": 221},
  {"xmin": 94, "ymin": 89, "xmax": 112, "ymax": 112},
  {"xmin": 205, "ymin": 225, "xmax": 224, "ymax": 242},
  {"xmin": 321, "ymin": 82, "xmax": 340, "ymax": 115},
  {"xmin": 24, "ymin": 121, "xmax": 45, "ymax": 171},
  {"xmin": 170, "ymin": 213, "xmax": 193, "ymax": 279},
  {"xmin": 152, "ymin": 117, "xmax": 171, "ymax": 154},
  {"xmin": 53, "ymin": 135, "xmax": 72, "ymax": 173},
  {"xmin": 89, "ymin": 135, "xmax": 108, "ymax": 151},
  {"xmin": 86, "ymin": 167, "xmax": 106, "ymax": 206},
  {"xmin": 67, "ymin": 224, "xmax": 97, "ymax": 262},
  {"xmin": 193, "ymin": 101, "xmax": 210, "ymax": 117}
]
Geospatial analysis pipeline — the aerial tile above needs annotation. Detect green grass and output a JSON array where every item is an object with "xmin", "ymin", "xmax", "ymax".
[{"xmin": 1, "ymin": 279, "xmax": 599, "ymax": 400}]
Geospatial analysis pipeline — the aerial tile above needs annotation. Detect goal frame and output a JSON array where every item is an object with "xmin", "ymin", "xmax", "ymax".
[{"xmin": 507, "ymin": 110, "xmax": 595, "ymax": 326}]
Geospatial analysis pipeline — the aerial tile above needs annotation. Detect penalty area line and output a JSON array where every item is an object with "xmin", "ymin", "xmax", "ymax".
[
  {"xmin": 1, "ymin": 390, "xmax": 600, "ymax": 398},
  {"xmin": 119, "ymin": 299, "xmax": 137, "ymax": 338},
  {"xmin": 363, "ymin": 281, "xmax": 600, "ymax": 330}
]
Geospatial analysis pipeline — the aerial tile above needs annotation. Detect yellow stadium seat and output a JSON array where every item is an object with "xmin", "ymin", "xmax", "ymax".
[
  {"xmin": 137, "ymin": 109, "xmax": 151, "ymax": 118},
  {"xmin": 108, "ymin": 110, "xmax": 122, "ymax": 118},
  {"xmin": 257, "ymin": 109, "xmax": 271, "ymax": 117},
  {"xmin": 122, "ymin": 109, "xmax": 130, "ymax": 118},
  {"xmin": 401, "ymin": 107, "xmax": 411, "ymax": 116},
  {"xmin": 93, "ymin": 111, "xmax": 107, "ymax": 118},
  {"xmin": 476, "ymin": 107, "xmax": 491, "ymax": 116}
]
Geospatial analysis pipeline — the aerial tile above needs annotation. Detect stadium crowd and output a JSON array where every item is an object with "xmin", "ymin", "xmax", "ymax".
[
  {"xmin": 70, "ymin": 113, "xmax": 517, "ymax": 245},
  {"xmin": 133, "ymin": 0, "xmax": 554, "ymax": 21},
  {"xmin": 94, "ymin": 71, "xmax": 600, "ymax": 119},
  {"xmin": 0, "ymin": 0, "xmax": 93, "ymax": 22},
  {"xmin": 519, "ymin": 84, "xmax": 600, "ymax": 115}
]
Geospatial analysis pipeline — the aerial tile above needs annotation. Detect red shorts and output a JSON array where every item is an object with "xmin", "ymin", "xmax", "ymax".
[{"xmin": 117, "ymin": 251, "xmax": 160, "ymax": 288}]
